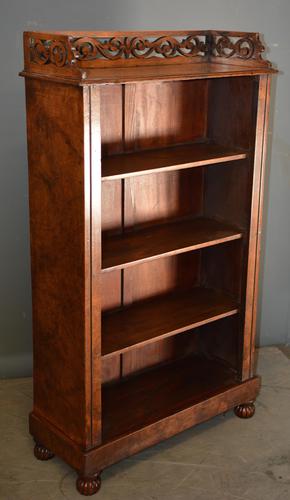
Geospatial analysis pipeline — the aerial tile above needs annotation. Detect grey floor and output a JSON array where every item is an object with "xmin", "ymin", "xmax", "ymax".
[{"xmin": 1, "ymin": 347, "xmax": 290, "ymax": 500}]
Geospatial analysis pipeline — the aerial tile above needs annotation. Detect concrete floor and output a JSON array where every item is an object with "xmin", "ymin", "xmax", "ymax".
[{"xmin": 1, "ymin": 346, "xmax": 290, "ymax": 500}]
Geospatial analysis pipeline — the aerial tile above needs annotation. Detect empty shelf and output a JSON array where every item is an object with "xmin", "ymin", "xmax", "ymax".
[
  {"xmin": 102, "ymin": 142, "xmax": 247, "ymax": 180},
  {"xmin": 102, "ymin": 353, "xmax": 238, "ymax": 443},
  {"xmin": 102, "ymin": 287, "xmax": 238, "ymax": 357},
  {"xmin": 102, "ymin": 217, "xmax": 242, "ymax": 271}
]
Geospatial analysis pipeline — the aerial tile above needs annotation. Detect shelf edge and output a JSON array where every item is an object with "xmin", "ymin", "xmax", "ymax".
[
  {"xmin": 102, "ymin": 152, "xmax": 247, "ymax": 181},
  {"xmin": 102, "ymin": 307, "xmax": 238, "ymax": 358},
  {"xmin": 102, "ymin": 232, "xmax": 243, "ymax": 272}
]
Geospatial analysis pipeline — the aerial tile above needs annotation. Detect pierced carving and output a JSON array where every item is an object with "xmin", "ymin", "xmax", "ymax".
[
  {"xmin": 28, "ymin": 31, "xmax": 270, "ymax": 68},
  {"xmin": 71, "ymin": 35, "xmax": 208, "ymax": 61},
  {"xmin": 234, "ymin": 402, "xmax": 256, "ymax": 418},
  {"xmin": 212, "ymin": 34, "xmax": 265, "ymax": 61},
  {"xmin": 29, "ymin": 34, "xmax": 208, "ymax": 66},
  {"xmin": 30, "ymin": 38, "xmax": 68, "ymax": 67},
  {"xmin": 76, "ymin": 474, "xmax": 101, "ymax": 496}
]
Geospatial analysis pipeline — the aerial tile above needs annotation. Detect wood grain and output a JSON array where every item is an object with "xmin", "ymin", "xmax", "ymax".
[
  {"xmin": 29, "ymin": 375, "xmax": 261, "ymax": 476},
  {"xmin": 22, "ymin": 29, "xmax": 274, "ymax": 489},
  {"xmin": 102, "ymin": 287, "xmax": 238, "ymax": 357},
  {"xmin": 102, "ymin": 142, "xmax": 247, "ymax": 179},
  {"xmin": 100, "ymin": 84, "xmax": 123, "ymax": 383},
  {"xmin": 102, "ymin": 217, "xmax": 243, "ymax": 271},
  {"xmin": 25, "ymin": 78, "xmax": 94, "ymax": 447},
  {"xmin": 102, "ymin": 353, "xmax": 238, "ymax": 442},
  {"xmin": 124, "ymin": 80, "xmax": 208, "ymax": 151}
]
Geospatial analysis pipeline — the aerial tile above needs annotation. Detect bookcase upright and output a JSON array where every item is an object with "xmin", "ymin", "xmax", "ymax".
[{"xmin": 21, "ymin": 30, "xmax": 276, "ymax": 495}]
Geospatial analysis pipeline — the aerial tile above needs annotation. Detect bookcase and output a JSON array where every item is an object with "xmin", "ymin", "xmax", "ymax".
[{"xmin": 21, "ymin": 30, "xmax": 276, "ymax": 495}]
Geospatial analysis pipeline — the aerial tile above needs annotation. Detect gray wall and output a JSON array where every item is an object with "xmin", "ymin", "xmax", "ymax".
[{"xmin": 0, "ymin": 0, "xmax": 289, "ymax": 377}]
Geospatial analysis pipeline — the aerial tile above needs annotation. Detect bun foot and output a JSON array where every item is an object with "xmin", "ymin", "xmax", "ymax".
[
  {"xmin": 234, "ymin": 402, "xmax": 255, "ymax": 419},
  {"xmin": 34, "ymin": 443, "xmax": 54, "ymax": 460},
  {"xmin": 76, "ymin": 473, "xmax": 101, "ymax": 496}
]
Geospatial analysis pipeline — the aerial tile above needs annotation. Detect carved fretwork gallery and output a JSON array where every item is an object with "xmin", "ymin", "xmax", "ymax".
[
  {"xmin": 27, "ymin": 31, "xmax": 270, "ymax": 69},
  {"xmin": 20, "ymin": 30, "xmax": 276, "ymax": 495}
]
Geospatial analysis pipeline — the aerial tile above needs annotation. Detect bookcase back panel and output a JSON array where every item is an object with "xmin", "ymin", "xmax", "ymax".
[
  {"xmin": 101, "ymin": 178, "xmax": 123, "ymax": 382},
  {"xmin": 197, "ymin": 315, "xmax": 240, "ymax": 372},
  {"xmin": 208, "ymin": 76, "xmax": 258, "ymax": 150},
  {"xmin": 123, "ymin": 169, "xmax": 203, "ymax": 229},
  {"xmin": 201, "ymin": 241, "xmax": 244, "ymax": 301},
  {"xmin": 121, "ymin": 252, "xmax": 200, "ymax": 376},
  {"xmin": 122, "ymin": 330, "xmax": 201, "ymax": 377},
  {"xmin": 123, "ymin": 253, "xmax": 200, "ymax": 303},
  {"xmin": 100, "ymin": 84, "xmax": 123, "ymax": 156},
  {"xmin": 100, "ymin": 85, "xmax": 124, "ymax": 382},
  {"xmin": 204, "ymin": 159, "xmax": 253, "ymax": 232},
  {"xmin": 101, "ymin": 180, "xmax": 122, "ymax": 234},
  {"xmin": 124, "ymin": 80, "xmax": 208, "ymax": 152}
]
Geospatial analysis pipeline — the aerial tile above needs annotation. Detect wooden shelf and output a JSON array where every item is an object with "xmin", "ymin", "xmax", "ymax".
[
  {"xmin": 102, "ymin": 353, "xmax": 238, "ymax": 442},
  {"xmin": 102, "ymin": 287, "xmax": 238, "ymax": 357},
  {"xmin": 22, "ymin": 61, "xmax": 276, "ymax": 86},
  {"xmin": 102, "ymin": 142, "xmax": 247, "ymax": 180},
  {"xmin": 102, "ymin": 217, "xmax": 242, "ymax": 271}
]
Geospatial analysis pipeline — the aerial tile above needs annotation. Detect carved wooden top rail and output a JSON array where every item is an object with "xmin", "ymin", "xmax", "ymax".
[{"xmin": 21, "ymin": 30, "xmax": 275, "ymax": 83}]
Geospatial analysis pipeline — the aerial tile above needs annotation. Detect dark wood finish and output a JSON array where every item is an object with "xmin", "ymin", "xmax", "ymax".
[
  {"xmin": 76, "ymin": 474, "xmax": 101, "ymax": 496},
  {"xmin": 124, "ymin": 80, "xmax": 208, "ymax": 151},
  {"xmin": 34, "ymin": 443, "xmax": 54, "ymax": 461},
  {"xmin": 25, "ymin": 78, "xmax": 100, "ymax": 449},
  {"xmin": 234, "ymin": 402, "xmax": 255, "ymax": 418},
  {"xmin": 120, "ymin": 78, "xmax": 208, "ymax": 375},
  {"xmin": 243, "ymin": 75, "xmax": 272, "ymax": 379},
  {"xmin": 100, "ymin": 84, "xmax": 123, "ymax": 383},
  {"xmin": 102, "ymin": 287, "xmax": 238, "ymax": 357},
  {"xmin": 29, "ymin": 375, "xmax": 261, "ymax": 476},
  {"xmin": 21, "ymin": 30, "xmax": 275, "ymax": 496},
  {"xmin": 22, "ymin": 30, "xmax": 273, "ymax": 80},
  {"xmin": 102, "ymin": 217, "xmax": 242, "ymax": 271},
  {"xmin": 102, "ymin": 142, "xmax": 247, "ymax": 179},
  {"xmin": 20, "ymin": 62, "xmax": 276, "ymax": 87},
  {"xmin": 102, "ymin": 354, "xmax": 238, "ymax": 442}
]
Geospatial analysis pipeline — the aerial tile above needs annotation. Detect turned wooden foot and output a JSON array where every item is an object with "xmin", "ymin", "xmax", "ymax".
[
  {"xmin": 34, "ymin": 442, "xmax": 54, "ymax": 460},
  {"xmin": 234, "ymin": 402, "xmax": 255, "ymax": 418},
  {"xmin": 76, "ymin": 473, "xmax": 101, "ymax": 496}
]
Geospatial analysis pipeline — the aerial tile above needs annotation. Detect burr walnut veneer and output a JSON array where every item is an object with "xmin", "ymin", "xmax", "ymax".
[{"xmin": 21, "ymin": 30, "xmax": 276, "ymax": 495}]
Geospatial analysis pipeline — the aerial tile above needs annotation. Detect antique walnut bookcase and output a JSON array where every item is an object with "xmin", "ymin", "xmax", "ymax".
[{"xmin": 21, "ymin": 30, "xmax": 276, "ymax": 495}]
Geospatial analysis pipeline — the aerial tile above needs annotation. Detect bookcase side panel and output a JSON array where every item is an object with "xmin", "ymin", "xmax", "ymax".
[
  {"xmin": 25, "ymin": 79, "xmax": 95, "ymax": 447},
  {"xmin": 88, "ymin": 86, "xmax": 103, "ymax": 446},
  {"xmin": 243, "ymin": 75, "xmax": 272, "ymax": 379},
  {"xmin": 206, "ymin": 75, "xmax": 260, "ymax": 380}
]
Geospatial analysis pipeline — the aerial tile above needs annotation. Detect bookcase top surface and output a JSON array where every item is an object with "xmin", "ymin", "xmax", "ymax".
[{"xmin": 21, "ymin": 30, "xmax": 277, "ymax": 85}]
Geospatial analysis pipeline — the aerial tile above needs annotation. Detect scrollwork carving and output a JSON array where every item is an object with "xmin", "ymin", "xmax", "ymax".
[
  {"xmin": 28, "ymin": 32, "xmax": 270, "ymax": 68},
  {"xmin": 30, "ymin": 38, "xmax": 68, "ymax": 67},
  {"xmin": 71, "ymin": 35, "xmax": 208, "ymax": 61},
  {"xmin": 212, "ymin": 34, "xmax": 264, "ymax": 61}
]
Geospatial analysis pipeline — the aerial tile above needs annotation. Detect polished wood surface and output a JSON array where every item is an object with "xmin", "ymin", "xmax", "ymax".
[
  {"xmin": 102, "ymin": 287, "xmax": 238, "ymax": 357},
  {"xmin": 25, "ymin": 78, "xmax": 98, "ymax": 448},
  {"xmin": 102, "ymin": 217, "xmax": 242, "ymax": 271},
  {"xmin": 21, "ymin": 62, "xmax": 276, "ymax": 86},
  {"xmin": 102, "ymin": 142, "xmax": 247, "ymax": 179},
  {"xmin": 102, "ymin": 354, "xmax": 238, "ymax": 442},
  {"xmin": 21, "ymin": 29, "xmax": 275, "ymax": 496},
  {"xmin": 243, "ymin": 75, "xmax": 272, "ymax": 380},
  {"xmin": 29, "ymin": 375, "xmax": 261, "ymax": 476},
  {"xmin": 21, "ymin": 30, "xmax": 275, "ymax": 84}
]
